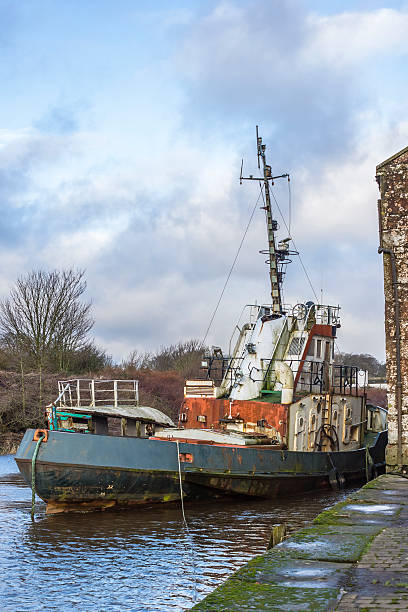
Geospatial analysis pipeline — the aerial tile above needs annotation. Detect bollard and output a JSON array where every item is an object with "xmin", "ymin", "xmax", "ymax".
[{"xmin": 267, "ymin": 523, "xmax": 287, "ymax": 550}]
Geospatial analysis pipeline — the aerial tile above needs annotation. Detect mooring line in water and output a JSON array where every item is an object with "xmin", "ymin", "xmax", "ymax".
[
  {"xmin": 176, "ymin": 440, "xmax": 187, "ymax": 524},
  {"xmin": 31, "ymin": 434, "xmax": 45, "ymax": 520},
  {"xmin": 176, "ymin": 440, "xmax": 198, "ymax": 603},
  {"xmin": 365, "ymin": 445, "xmax": 376, "ymax": 482}
]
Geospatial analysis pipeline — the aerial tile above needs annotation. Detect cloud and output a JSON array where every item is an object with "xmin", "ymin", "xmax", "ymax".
[
  {"xmin": 176, "ymin": 3, "xmax": 408, "ymax": 165},
  {"xmin": 165, "ymin": 1, "xmax": 408, "ymax": 360},
  {"xmin": 0, "ymin": 127, "xmax": 80, "ymax": 246},
  {"xmin": 1, "ymin": 1, "xmax": 408, "ymax": 362},
  {"xmin": 304, "ymin": 8, "xmax": 408, "ymax": 67},
  {"xmin": 175, "ymin": 1, "xmax": 352, "ymax": 159},
  {"xmin": 35, "ymin": 105, "xmax": 80, "ymax": 134},
  {"xmin": 0, "ymin": 125, "xmax": 264, "ymax": 357}
]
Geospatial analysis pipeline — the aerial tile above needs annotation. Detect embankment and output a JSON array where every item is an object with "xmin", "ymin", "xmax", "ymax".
[
  {"xmin": 0, "ymin": 432, "xmax": 24, "ymax": 455},
  {"xmin": 192, "ymin": 474, "xmax": 408, "ymax": 611}
]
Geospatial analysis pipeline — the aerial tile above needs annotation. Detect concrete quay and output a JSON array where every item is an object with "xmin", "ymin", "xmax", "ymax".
[{"xmin": 192, "ymin": 474, "xmax": 408, "ymax": 611}]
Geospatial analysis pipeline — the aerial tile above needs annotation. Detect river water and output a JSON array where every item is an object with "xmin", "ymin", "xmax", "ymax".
[{"xmin": 0, "ymin": 454, "xmax": 356, "ymax": 611}]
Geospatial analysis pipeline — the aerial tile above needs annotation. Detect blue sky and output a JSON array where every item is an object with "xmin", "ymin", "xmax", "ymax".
[{"xmin": 1, "ymin": 0, "xmax": 408, "ymax": 361}]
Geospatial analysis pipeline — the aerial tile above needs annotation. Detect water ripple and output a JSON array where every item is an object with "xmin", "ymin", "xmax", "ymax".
[{"xmin": 0, "ymin": 454, "xmax": 355, "ymax": 611}]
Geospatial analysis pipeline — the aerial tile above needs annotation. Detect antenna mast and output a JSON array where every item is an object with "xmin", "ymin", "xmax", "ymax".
[{"xmin": 240, "ymin": 126, "xmax": 292, "ymax": 318}]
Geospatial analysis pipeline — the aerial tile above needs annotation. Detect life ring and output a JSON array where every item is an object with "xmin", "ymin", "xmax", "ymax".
[{"xmin": 33, "ymin": 429, "xmax": 48, "ymax": 442}]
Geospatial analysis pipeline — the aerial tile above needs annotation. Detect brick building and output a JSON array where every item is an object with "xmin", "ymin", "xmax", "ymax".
[{"xmin": 376, "ymin": 145, "xmax": 408, "ymax": 472}]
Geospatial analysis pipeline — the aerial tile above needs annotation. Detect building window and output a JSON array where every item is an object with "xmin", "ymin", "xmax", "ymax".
[{"xmin": 316, "ymin": 339, "xmax": 322, "ymax": 358}]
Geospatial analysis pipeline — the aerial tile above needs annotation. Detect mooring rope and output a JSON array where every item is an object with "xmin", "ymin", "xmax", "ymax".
[
  {"xmin": 176, "ymin": 440, "xmax": 198, "ymax": 602},
  {"xmin": 31, "ymin": 434, "xmax": 45, "ymax": 520},
  {"xmin": 365, "ymin": 445, "xmax": 374, "ymax": 482},
  {"xmin": 176, "ymin": 440, "xmax": 188, "ymax": 524}
]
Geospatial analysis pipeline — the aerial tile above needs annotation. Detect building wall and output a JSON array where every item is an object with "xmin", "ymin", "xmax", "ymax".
[{"xmin": 376, "ymin": 146, "xmax": 408, "ymax": 471}]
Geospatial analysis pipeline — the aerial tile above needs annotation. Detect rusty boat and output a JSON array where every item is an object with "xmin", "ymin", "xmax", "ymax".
[{"xmin": 15, "ymin": 129, "xmax": 387, "ymax": 513}]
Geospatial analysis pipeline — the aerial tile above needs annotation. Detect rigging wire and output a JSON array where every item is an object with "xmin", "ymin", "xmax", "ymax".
[
  {"xmin": 267, "ymin": 183, "xmax": 343, "ymax": 353},
  {"xmin": 288, "ymin": 178, "xmax": 292, "ymax": 237},
  {"xmin": 265, "ymin": 185, "xmax": 320, "ymax": 304},
  {"xmin": 201, "ymin": 184, "xmax": 265, "ymax": 347}
]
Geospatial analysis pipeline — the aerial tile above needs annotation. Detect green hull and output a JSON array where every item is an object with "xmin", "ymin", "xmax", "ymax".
[{"xmin": 15, "ymin": 429, "xmax": 387, "ymax": 512}]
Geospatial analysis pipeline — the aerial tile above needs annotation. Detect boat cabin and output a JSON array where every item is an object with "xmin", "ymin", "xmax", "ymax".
[
  {"xmin": 45, "ymin": 379, "xmax": 175, "ymax": 437},
  {"xmin": 177, "ymin": 302, "xmax": 386, "ymax": 452}
]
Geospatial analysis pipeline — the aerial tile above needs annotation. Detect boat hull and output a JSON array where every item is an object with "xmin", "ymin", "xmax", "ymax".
[{"xmin": 15, "ymin": 429, "xmax": 387, "ymax": 513}]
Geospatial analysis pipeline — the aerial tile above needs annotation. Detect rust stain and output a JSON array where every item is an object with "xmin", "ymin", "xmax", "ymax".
[
  {"xmin": 182, "ymin": 397, "xmax": 288, "ymax": 438},
  {"xmin": 46, "ymin": 500, "xmax": 116, "ymax": 514}
]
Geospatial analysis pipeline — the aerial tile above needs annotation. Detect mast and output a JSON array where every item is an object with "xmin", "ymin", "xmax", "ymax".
[
  {"xmin": 240, "ymin": 126, "xmax": 291, "ymax": 318},
  {"xmin": 257, "ymin": 128, "xmax": 282, "ymax": 317}
]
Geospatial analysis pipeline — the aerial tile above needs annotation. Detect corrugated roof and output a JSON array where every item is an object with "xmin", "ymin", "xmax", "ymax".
[{"xmin": 59, "ymin": 404, "xmax": 175, "ymax": 427}]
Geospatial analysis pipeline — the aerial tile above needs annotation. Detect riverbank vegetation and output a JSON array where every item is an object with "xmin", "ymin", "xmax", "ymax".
[
  {"xmin": 0, "ymin": 345, "xmax": 388, "ymax": 435},
  {"xmin": 0, "ymin": 339, "xmax": 203, "ymax": 434},
  {"xmin": 0, "ymin": 268, "xmax": 387, "ymax": 436}
]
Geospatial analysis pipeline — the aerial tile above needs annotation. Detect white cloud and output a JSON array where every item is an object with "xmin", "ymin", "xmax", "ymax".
[
  {"xmin": 1, "ymin": 1, "xmax": 407, "ymax": 363},
  {"xmin": 304, "ymin": 9, "xmax": 408, "ymax": 68},
  {"xmin": 290, "ymin": 114, "xmax": 408, "ymax": 244}
]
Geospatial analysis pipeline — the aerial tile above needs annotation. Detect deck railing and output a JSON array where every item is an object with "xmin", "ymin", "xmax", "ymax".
[
  {"xmin": 57, "ymin": 379, "xmax": 139, "ymax": 408},
  {"xmin": 201, "ymin": 356, "xmax": 363, "ymax": 397}
]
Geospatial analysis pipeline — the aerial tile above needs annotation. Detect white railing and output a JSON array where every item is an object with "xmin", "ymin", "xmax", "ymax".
[
  {"xmin": 57, "ymin": 379, "xmax": 139, "ymax": 408},
  {"xmin": 315, "ymin": 304, "xmax": 340, "ymax": 326}
]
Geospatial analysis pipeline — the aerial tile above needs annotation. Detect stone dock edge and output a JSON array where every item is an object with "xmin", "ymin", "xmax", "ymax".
[{"xmin": 191, "ymin": 474, "xmax": 408, "ymax": 611}]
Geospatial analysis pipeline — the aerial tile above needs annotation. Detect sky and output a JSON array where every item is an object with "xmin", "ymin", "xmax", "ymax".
[{"xmin": 1, "ymin": 0, "xmax": 408, "ymax": 362}]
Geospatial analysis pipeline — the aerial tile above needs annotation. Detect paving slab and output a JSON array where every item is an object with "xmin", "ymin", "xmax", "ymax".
[
  {"xmin": 191, "ymin": 475, "xmax": 408, "ymax": 611},
  {"xmin": 234, "ymin": 554, "xmax": 352, "ymax": 589},
  {"xmin": 314, "ymin": 498, "xmax": 402, "ymax": 527},
  {"xmin": 192, "ymin": 579, "xmax": 340, "ymax": 611},
  {"xmin": 347, "ymin": 489, "xmax": 408, "ymax": 505},
  {"xmin": 278, "ymin": 525, "xmax": 379, "ymax": 562},
  {"xmin": 336, "ymin": 521, "xmax": 408, "ymax": 610}
]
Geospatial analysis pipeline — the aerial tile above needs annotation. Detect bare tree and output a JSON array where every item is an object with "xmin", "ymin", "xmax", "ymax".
[
  {"xmin": 121, "ymin": 349, "xmax": 152, "ymax": 370},
  {"xmin": 151, "ymin": 339, "xmax": 204, "ymax": 376},
  {"xmin": 334, "ymin": 352, "xmax": 386, "ymax": 379},
  {"xmin": 0, "ymin": 269, "xmax": 94, "ymax": 371}
]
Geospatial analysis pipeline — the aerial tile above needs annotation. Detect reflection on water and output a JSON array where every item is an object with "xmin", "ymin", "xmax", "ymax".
[{"xmin": 0, "ymin": 455, "xmax": 356, "ymax": 611}]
